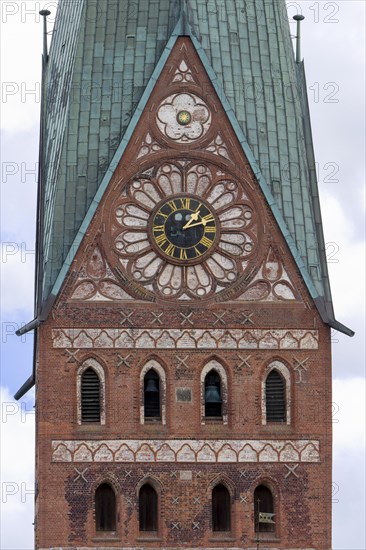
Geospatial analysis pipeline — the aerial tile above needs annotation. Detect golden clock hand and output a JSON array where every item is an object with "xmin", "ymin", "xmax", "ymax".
[
  {"xmin": 182, "ymin": 209, "xmax": 201, "ymax": 230},
  {"xmin": 183, "ymin": 219, "xmax": 206, "ymax": 229}
]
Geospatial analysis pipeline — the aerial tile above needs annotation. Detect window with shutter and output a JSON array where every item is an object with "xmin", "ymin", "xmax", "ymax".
[
  {"xmin": 139, "ymin": 484, "xmax": 158, "ymax": 531},
  {"xmin": 144, "ymin": 369, "xmax": 160, "ymax": 419},
  {"xmin": 265, "ymin": 369, "xmax": 286, "ymax": 422},
  {"xmin": 212, "ymin": 484, "xmax": 231, "ymax": 531},
  {"xmin": 254, "ymin": 484, "xmax": 275, "ymax": 533},
  {"xmin": 81, "ymin": 367, "xmax": 101, "ymax": 423},
  {"xmin": 95, "ymin": 483, "xmax": 116, "ymax": 531}
]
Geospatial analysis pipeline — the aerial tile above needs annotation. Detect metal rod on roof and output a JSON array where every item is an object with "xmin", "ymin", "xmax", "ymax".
[
  {"xmin": 293, "ymin": 14, "xmax": 305, "ymax": 63},
  {"xmin": 39, "ymin": 9, "xmax": 51, "ymax": 63}
]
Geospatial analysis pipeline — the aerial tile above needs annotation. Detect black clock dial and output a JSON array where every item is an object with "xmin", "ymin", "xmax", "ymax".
[{"xmin": 151, "ymin": 195, "xmax": 217, "ymax": 262}]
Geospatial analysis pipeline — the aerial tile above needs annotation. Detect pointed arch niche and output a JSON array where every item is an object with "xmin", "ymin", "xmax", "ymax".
[
  {"xmin": 77, "ymin": 358, "xmax": 106, "ymax": 425},
  {"xmin": 261, "ymin": 360, "xmax": 291, "ymax": 425},
  {"xmin": 201, "ymin": 359, "xmax": 228, "ymax": 425},
  {"xmin": 140, "ymin": 359, "xmax": 166, "ymax": 425}
]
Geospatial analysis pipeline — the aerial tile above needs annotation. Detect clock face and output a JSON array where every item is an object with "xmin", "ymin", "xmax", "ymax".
[
  {"xmin": 151, "ymin": 195, "xmax": 217, "ymax": 263},
  {"xmin": 108, "ymin": 161, "xmax": 262, "ymax": 301}
]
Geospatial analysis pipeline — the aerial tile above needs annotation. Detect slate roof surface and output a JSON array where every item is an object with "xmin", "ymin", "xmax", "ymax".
[{"xmin": 37, "ymin": 0, "xmax": 339, "ymax": 328}]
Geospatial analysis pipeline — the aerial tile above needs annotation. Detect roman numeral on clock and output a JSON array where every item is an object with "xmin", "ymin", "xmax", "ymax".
[
  {"xmin": 155, "ymin": 233, "xmax": 167, "ymax": 246},
  {"xmin": 179, "ymin": 197, "xmax": 191, "ymax": 210},
  {"xmin": 165, "ymin": 243, "xmax": 176, "ymax": 256},
  {"xmin": 200, "ymin": 236, "xmax": 214, "ymax": 248}
]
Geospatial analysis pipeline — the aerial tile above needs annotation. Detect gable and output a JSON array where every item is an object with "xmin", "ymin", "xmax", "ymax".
[{"xmin": 58, "ymin": 38, "xmax": 312, "ymax": 310}]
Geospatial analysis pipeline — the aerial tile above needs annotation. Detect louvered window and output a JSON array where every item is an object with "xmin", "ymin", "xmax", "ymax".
[
  {"xmin": 266, "ymin": 369, "xmax": 286, "ymax": 422},
  {"xmin": 139, "ymin": 484, "xmax": 158, "ymax": 531},
  {"xmin": 204, "ymin": 370, "xmax": 222, "ymax": 417},
  {"xmin": 254, "ymin": 485, "xmax": 275, "ymax": 533},
  {"xmin": 144, "ymin": 369, "xmax": 160, "ymax": 419},
  {"xmin": 212, "ymin": 484, "xmax": 231, "ymax": 531},
  {"xmin": 95, "ymin": 483, "xmax": 116, "ymax": 531},
  {"xmin": 81, "ymin": 367, "xmax": 101, "ymax": 423}
]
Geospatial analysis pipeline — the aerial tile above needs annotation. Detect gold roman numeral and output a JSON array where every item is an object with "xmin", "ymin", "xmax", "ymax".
[
  {"xmin": 200, "ymin": 236, "xmax": 214, "ymax": 249},
  {"xmin": 157, "ymin": 210, "xmax": 168, "ymax": 219},
  {"xmin": 180, "ymin": 249, "xmax": 188, "ymax": 260},
  {"xmin": 153, "ymin": 225, "xmax": 165, "ymax": 233},
  {"xmin": 202, "ymin": 213, "xmax": 215, "ymax": 225},
  {"xmin": 155, "ymin": 234, "xmax": 167, "ymax": 246},
  {"xmin": 179, "ymin": 197, "xmax": 191, "ymax": 210},
  {"xmin": 165, "ymin": 243, "xmax": 176, "ymax": 256},
  {"xmin": 168, "ymin": 200, "xmax": 178, "ymax": 212},
  {"xmin": 194, "ymin": 246, "xmax": 202, "ymax": 257},
  {"xmin": 204, "ymin": 226, "xmax": 216, "ymax": 233}
]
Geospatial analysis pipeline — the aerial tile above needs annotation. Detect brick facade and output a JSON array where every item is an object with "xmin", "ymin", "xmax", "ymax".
[{"xmin": 35, "ymin": 38, "xmax": 332, "ymax": 549}]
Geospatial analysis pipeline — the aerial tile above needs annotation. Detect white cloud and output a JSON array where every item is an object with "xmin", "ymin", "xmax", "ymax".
[
  {"xmin": 333, "ymin": 377, "xmax": 366, "ymax": 453},
  {"xmin": 0, "ymin": 387, "xmax": 35, "ymax": 550},
  {"xmin": 322, "ymin": 194, "xmax": 366, "ymax": 319},
  {"xmin": 333, "ymin": 378, "xmax": 366, "ymax": 549}
]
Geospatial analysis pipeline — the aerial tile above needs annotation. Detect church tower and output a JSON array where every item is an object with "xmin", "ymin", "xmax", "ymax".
[{"xmin": 16, "ymin": 1, "xmax": 353, "ymax": 549}]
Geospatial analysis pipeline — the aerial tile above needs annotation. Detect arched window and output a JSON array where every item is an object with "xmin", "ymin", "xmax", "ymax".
[
  {"xmin": 95, "ymin": 483, "xmax": 116, "ymax": 531},
  {"xmin": 144, "ymin": 369, "xmax": 160, "ymax": 419},
  {"xmin": 254, "ymin": 485, "xmax": 275, "ymax": 533},
  {"xmin": 81, "ymin": 367, "xmax": 101, "ymax": 423},
  {"xmin": 212, "ymin": 484, "xmax": 231, "ymax": 532},
  {"xmin": 204, "ymin": 369, "xmax": 222, "ymax": 417},
  {"xmin": 139, "ymin": 484, "xmax": 158, "ymax": 531},
  {"xmin": 265, "ymin": 369, "xmax": 286, "ymax": 422}
]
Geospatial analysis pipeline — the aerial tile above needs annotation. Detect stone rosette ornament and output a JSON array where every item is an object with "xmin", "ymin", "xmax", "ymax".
[{"xmin": 157, "ymin": 93, "xmax": 211, "ymax": 142}]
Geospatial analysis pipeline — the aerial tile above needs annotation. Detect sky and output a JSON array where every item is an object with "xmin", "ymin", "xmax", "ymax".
[{"xmin": 0, "ymin": 1, "xmax": 365, "ymax": 548}]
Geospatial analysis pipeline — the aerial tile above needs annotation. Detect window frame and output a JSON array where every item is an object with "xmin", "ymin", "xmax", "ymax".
[
  {"xmin": 140, "ymin": 359, "xmax": 166, "ymax": 425},
  {"xmin": 261, "ymin": 360, "xmax": 291, "ymax": 426},
  {"xmin": 95, "ymin": 482, "xmax": 117, "ymax": 533},
  {"xmin": 77, "ymin": 358, "xmax": 106, "ymax": 425},
  {"xmin": 212, "ymin": 483, "xmax": 232, "ymax": 533},
  {"xmin": 201, "ymin": 359, "xmax": 228, "ymax": 425}
]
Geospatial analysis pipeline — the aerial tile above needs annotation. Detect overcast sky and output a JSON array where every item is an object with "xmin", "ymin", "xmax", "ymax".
[{"xmin": 0, "ymin": 1, "xmax": 365, "ymax": 548}]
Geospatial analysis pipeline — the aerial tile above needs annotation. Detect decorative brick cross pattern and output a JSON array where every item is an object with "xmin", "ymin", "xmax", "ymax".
[
  {"xmin": 120, "ymin": 311, "xmax": 134, "ymax": 326},
  {"xmin": 64, "ymin": 349, "xmax": 80, "ymax": 364},
  {"xmin": 151, "ymin": 312, "xmax": 164, "ymax": 325},
  {"xmin": 293, "ymin": 357, "xmax": 309, "ymax": 384},
  {"xmin": 180, "ymin": 311, "xmax": 194, "ymax": 326},
  {"xmin": 117, "ymin": 354, "xmax": 132, "ymax": 369},
  {"xmin": 241, "ymin": 311, "xmax": 255, "ymax": 325},
  {"xmin": 236, "ymin": 354, "xmax": 252, "ymax": 373},
  {"xmin": 285, "ymin": 464, "xmax": 299, "ymax": 479},
  {"xmin": 213, "ymin": 311, "xmax": 227, "ymax": 326},
  {"xmin": 73, "ymin": 467, "xmax": 88, "ymax": 483},
  {"xmin": 192, "ymin": 521, "xmax": 200, "ymax": 530}
]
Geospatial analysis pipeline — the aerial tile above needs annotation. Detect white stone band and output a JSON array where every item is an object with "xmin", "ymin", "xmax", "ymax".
[
  {"xmin": 52, "ymin": 328, "xmax": 318, "ymax": 350},
  {"xmin": 52, "ymin": 439, "xmax": 320, "ymax": 463}
]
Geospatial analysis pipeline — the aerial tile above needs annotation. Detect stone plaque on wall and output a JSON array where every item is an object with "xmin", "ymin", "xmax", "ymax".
[{"xmin": 176, "ymin": 388, "xmax": 192, "ymax": 402}]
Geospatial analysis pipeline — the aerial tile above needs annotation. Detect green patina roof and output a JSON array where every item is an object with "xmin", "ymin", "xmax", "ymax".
[{"xmin": 34, "ymin": 0, "xmax": 350, "ymax": 333}]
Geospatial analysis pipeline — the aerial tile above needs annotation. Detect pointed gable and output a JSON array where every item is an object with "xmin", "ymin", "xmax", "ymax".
[{"xmin": 57, "ymin": 37, "xmax": 310, "ymax": 309}]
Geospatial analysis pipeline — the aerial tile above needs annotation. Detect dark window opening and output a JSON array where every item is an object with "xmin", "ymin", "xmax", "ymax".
[
  {"xmin": 254, "ymin": 485, "xmax": 275, "ymax": 533},
  {"xmin": 144, "ymin": 369, "xmax": 160, "ymax": 418},
  {"xmin": 204, "ymin": 369, "xmax": 222, "ymax": 417},
  {"xmin": 95, "ymin": 483, "xmax": 116, "ymax": 531},
  {"xmin": 81, "ymin": 367, "xmax": 101, "ymax": 423},
  {"xmin": 212, "ymin": 483, "xmax": 231, "ymax": 531},
  {"xmin": 266, "ymin": 369, "xmax": 286, "ymax": 422},
  {"xmin": 139, "ymin": 483, "xmax": 158, "ymax": 531}
]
